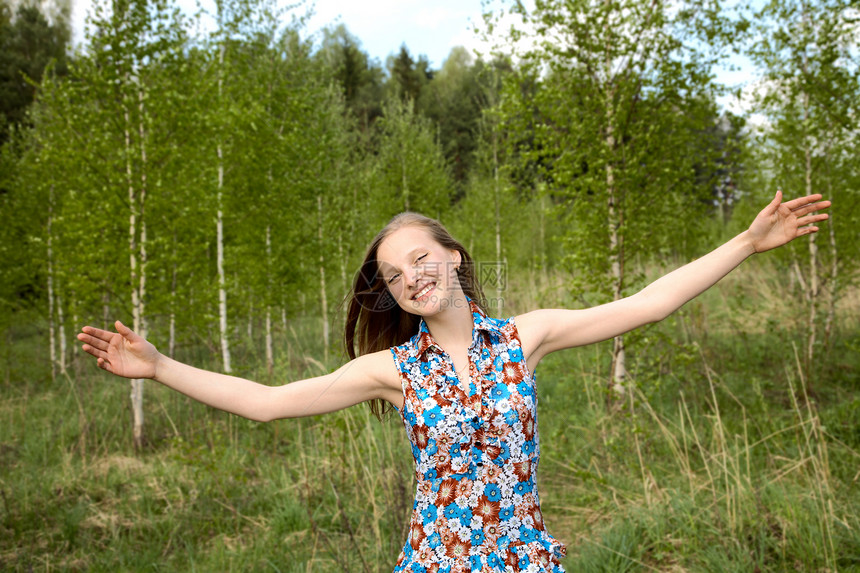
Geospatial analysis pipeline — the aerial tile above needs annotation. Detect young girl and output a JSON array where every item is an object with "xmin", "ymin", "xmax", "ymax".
[{"xmin": 78, "ymin": 191, "xmax": 829, "ymax": 572}]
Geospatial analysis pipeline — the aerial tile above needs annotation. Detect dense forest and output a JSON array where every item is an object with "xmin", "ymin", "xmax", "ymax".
[{"xmin": 1, "ymin": 0, "xmax": 858, "ymax": 570}]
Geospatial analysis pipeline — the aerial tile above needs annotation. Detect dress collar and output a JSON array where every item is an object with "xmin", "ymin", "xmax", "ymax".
[{"xmin": 414, "ymin": 297, "xmax": 503, "ymax": 356}]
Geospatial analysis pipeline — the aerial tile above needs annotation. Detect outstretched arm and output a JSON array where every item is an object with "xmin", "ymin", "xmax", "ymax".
[
  {"xmin": 77, "ymin": 321, "xmax": 399, "ymax": 422},
  {"xmin": 516, "ymin": 191, "xmax": 830, "ymax": 367}
]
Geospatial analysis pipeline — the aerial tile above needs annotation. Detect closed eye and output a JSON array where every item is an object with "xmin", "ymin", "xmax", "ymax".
[{"xmin": 385, "ymin": 253, "xmax": 428, "ymax": 285}]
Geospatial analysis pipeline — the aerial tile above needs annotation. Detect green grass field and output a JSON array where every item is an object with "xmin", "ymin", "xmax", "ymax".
[{"xmin": 2, "ymin": 262, "xmax": 859, "ymax": 572}]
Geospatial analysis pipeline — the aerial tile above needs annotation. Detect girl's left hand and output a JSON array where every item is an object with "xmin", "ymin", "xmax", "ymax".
[{"xmin": 748, "ymin": 190, "xmax": 830, "ymax": 253}]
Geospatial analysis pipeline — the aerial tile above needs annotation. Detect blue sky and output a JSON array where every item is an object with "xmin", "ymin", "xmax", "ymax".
[
  {"xmin": 71, "ymin": 0, "xmax": 492, "ymax": 68},
  {"xmin": 303, "ymin": 0, "xmax": 489, "ymax": 69},
  {"xmin": 71, "ymin": 0, "xmax": 757, "ymax": 112}
]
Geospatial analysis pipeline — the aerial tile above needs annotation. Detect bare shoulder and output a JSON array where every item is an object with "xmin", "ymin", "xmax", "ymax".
[
  {"xmin": 514, "ymin": 308, "xmax": 586, "ymax": 334},
  {"xmin": 513, "ymin": 309, "xmax": 563, "ymax": 363},
  {"xmin": 348, "ymin": 348, "xmax": 403, "ymax": 409},
  {"xmin": 348, "ymin": 349, "xmax": 401, "ymax": 390}
]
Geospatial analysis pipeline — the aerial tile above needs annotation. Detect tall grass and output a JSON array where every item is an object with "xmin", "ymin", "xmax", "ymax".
[{"xmin": 1, "ymin": 264, "xmax": 859, "ymax": 571}]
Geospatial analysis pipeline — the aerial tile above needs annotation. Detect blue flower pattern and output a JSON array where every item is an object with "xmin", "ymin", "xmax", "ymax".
[{"xmin": 390, "ymin": 299, "xmax": 566, "ymax": 572}]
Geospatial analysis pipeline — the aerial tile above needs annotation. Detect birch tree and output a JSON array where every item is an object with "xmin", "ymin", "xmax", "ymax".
[
  {"xmin": 495, "ymin": 0, "xmax": 731, "ymax": 400},
  {"xmin": 749, "ymin": 0, "xmax": 859, "ymax": 380},
  {"xmin": 23, "ymin": 0, "xmax": 191, "ymax": 446}
]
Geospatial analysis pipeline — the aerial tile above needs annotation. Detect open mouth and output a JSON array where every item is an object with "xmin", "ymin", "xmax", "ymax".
[{"xmin": 412, "ymin": 282, "xmax": 436, "ymax": 301}]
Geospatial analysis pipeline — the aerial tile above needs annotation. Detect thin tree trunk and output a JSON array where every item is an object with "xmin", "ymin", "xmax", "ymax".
[
  {"xmin": 605, "ymin": 85, "xmax": 626, "ymax": 398},
  {"xmin": 266, "ymin": 305, "xmax": 273, "ymax": 378},
  {"xmin": 248, "ymin": 298, "xmax": 254, "ymax": 341},
  {"xmin": 824, "ymin": 209, "xmax": 837, "ymax": 348},
  {"xmin": 47, "ymin": 187, "xmax": 56, "ymax": 381},
  {"xmin": 125, "ymin": 82, "xmax": 146, "ymax": 450},
  {"xmin": 265, "ymin": 224, "xmax": 274, "ymax": 378},
  {"xmin": 824, "ymin": 153, "xmax": 839, "ymax": 351},
  {"xmin": 402, "ymin": 153, "xmax": 410, "ymax": 211},
  {"xmin": 335, "ymin": 168, "xmax": 348, "ymax": 295},
  {"xmin": 318, "ymin": 195, "xmax": 330, "ymax": 362},
  {"xmin": 102, "ymin": 291, "xmax": 110, "ymax": 331},
  {"xmin": 800, "ymin": 16, "xmax": 818, "ymax": 387},
  {"xmin": 71, "ymin": 305, "xmax": 79, "ymax": 361},
  {"xmin": 217, "ymin": 42, "xmax": 232, "ymax": 374},
  {"xmin": 339, "ymin": 233, "xmax": 349, "ymax": 295},
  {"xmin": 401, "ymin": 109, "xmax": 410, "ymax": 210},
  {"xmin": 169, "ymin": 263, "xmax": 176, "ymax": 358},
  {"xmin": 823, "ymin": 152, "xmax": 837, "ymax": 349},
  {"xmin": 57, "ymin": 291, "xmax": 67, "ymax": 374},
  {"xmin": 138, "ymin": 87, "xmax": 148, "ymax": 346},
  {"xmin": 493, "ymin": 131, "xmax": 503, "ymax": 310},
  {"xmin": 539, "ymin": 191, "xmax": 548, "ymax": 303}
]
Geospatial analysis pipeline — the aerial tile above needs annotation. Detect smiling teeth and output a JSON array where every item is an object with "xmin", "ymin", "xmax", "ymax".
[{"xmin": 414, "ymin": 283, "xmax": 434, "ymax": 299}]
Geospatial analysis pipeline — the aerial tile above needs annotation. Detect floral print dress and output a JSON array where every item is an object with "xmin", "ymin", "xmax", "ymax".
[{"xmin": 390, "ymin": 299, "xmax": 566, "ymax": 573}]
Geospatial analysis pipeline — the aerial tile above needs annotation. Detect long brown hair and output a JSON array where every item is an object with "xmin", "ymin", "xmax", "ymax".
[{"xmin": 344, "ymin": 212, "xmax": 487, "ymax": 419}]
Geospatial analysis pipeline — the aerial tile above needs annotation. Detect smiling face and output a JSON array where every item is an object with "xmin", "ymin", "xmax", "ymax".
[{"xmin": 376, "ymin": 225, "xmax": 464, "ymax": 316}]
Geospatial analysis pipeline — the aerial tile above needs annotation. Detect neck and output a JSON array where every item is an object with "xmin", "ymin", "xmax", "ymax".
[{"xmin": 423, "ymin": 293, "xmax": 473, "ymax": 351}]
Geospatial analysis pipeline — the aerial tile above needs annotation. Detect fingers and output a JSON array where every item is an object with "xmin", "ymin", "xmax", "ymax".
[
  {"xmin": 792, "ymin": 200, "xmax": 831, "ymax": 217},
  {"xmin": 79, "ymin": 325, "xmax": 114, "ymax": 341},
  {"xmin": 77, "ymin": 331, "xmax": 111, "ymax": 352},
  {"xmin": 782, "ymin": 193, "xmax": 823, "ymax": 210},
  {"xmin": 798, "ymin": 213, "xmax": 829, "ymax": 226},
  {"xmin": 82, "ymin": 343, "xmax": 109, "ymax": 361},
  {"xmin": 97, "ymin": 357, "xmax": 112, "ymax": 372}
]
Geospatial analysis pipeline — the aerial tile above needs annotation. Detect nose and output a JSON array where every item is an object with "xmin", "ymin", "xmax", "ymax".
[{"xmin": 405, "ymin": 265, "xmax": 421, "ymax": 287}]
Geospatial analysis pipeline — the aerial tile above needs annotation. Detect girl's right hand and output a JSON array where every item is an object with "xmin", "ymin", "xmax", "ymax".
[{"xmin": 77, "ymin": 321, "xmax": 160, "ymax": 379}]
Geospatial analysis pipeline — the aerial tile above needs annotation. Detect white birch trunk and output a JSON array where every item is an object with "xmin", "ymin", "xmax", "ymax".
[
  {"xmin": 138, "ymin": 87, "xmax": 148, "ymax": 344},
  {"xmin": 217, "ymin": 153, "xmax": 231, "ymax": 372},
  {"xmin": 265, "ymin": 305, "xmax": 273, "ymax": 378},
  {"xmin": 124, "ymin": 85, "xmax": 145, "ymax": 450},
  {"xmin": 605, "ymin": 84, "xmax": 626, "ymax": 396},
  {"xmin": 318, "ymin": 195, "xmax": 330, "ymax": 362},
  {"xmin": 247, "ymin": 298, "xmax": 254, "ymax": 341},
  {"xmin": 102, "ymin": 292, "xmax": 110, "ymax": 331},
  {"xmin": 402, "ymin": 149, "xmax": 410, "ymax": 211},
  {"xmin": 824, "ymin": 209, "xmax": 837, "ymax": 347},
  {"xmin": 265, "ymin": 222, "xmax": 274, "ymax": 378},
  {"xmin": 539, "ymin": 192, "xmax": 548, "ymax": 302},
  {"xmin": 135, "ymin": 88, "xmax": 149, "ymax": 448},
  {"xmin": 338, "ymin": 233, "xmax": 348, "ymax": 295},
  {"xmin": 72, "ymin": 307, "xmax": 79, "ymax": 361},
  {"xmin": 217, "ymin": 42, "xmax": 232, "ymax": 374},
  {"xmin": 800, "ymin": 16, "xmax": 819, "ymax": 381},
  {"xmin": 493, "ymin": 132, "xmax": 503, "ymax": 310},
  {"xmin": 169, "ymin": 263, "xmax": 176, "ymax": 358},
  {"xmin": 47, "ymin": 189, "xmax": 56, "ymax": 381},
  {"xmin": 822, "ymin": 150, "xmax": 836, "ymax": 349},
  {"xmin": 57, "ymin": 292, "xmax": 67, "ymax": 374}
]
